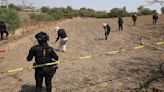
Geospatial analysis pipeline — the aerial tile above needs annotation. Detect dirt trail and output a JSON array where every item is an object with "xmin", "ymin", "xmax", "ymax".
[{"xmin": 0, "ymin": 15, "xmax": 164, "ymax": 92}]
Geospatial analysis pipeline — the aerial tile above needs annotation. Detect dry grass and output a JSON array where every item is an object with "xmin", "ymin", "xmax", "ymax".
[{"xmin": 0, "ymin": 15, "xmax": 164, "ymax": 92}]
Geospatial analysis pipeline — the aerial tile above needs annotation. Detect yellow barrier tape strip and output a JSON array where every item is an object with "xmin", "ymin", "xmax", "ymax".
[
  {"xmin": 8, "ymin": 68, "xmax": 24, "ymax": 73},
  {"xmin": 33, "ymin": 61, "xmax": 60, "ymax": 68},
  {"xmin": 1, "ymin": 41, "xmax": 163, "ymax": 74},
  {"xmin": 107, "ymin": 50, "xmax": 119, "ymax": 54},
  {"xmin": 0, "ymin": 61, "xmax": 59, "ymax": 74},
  {"xmin": 134, "ymin": 45, "xmax": 145, "ymax": 49},
  {"xmin": 45, "ymin": 61, "xmax": 59, "ymax": 66},
  {"xmin": 155, "ymin": 42, "xmax": 164, "ymax": 45},
  {"xmin": 80, "ymin": 56, "xmax": 92, "ymax": 60}
]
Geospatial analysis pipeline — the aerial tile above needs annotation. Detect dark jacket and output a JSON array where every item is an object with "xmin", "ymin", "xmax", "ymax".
[
  {"xmin": 56, "ymin": 29, "xmax": 67, "ymax": 41},
  {"xmin": 132, "ymin": 15, "xmax": 137, "ymax": 21},
  {"xmin": 118, "ymin": 17, "xmax": 123, "ymax": 24},
  {"xmin": 153, "ymin": 15, "xmax": 158, "ymax": 20},
  {"xmin": 27, "ymin": 45, "xmax": 58, "ymax": 66},
  {"xmin": 0, "ymin": 22, "xmax": 6, "ymax": 32},
  {"xmin": 104, "ymin": 24, "xmax": 111, "ymax": 35}
]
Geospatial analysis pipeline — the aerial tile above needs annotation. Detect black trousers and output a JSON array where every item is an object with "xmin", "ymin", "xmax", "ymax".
[
  {"xmin": 105, "ymin": 31, "xmax": 110, "ymax": 40},
  {"xmin": 0, "ymin": 31, "xmax": 8, "ymax": 39},
  {"xmin": 119, "ymin": 24, "xmax": 123, "ymax": 31},
  {"xmin": 35, "ymin": 67, "xmax": 57, "ymax": 92}
]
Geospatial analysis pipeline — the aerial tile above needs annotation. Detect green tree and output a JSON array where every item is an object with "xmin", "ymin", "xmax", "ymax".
[
  {"xmin": 137, "ymin": 5, "xmax": 144, "ymax": 13},
  {"xmin": 8, "ymin": 4, "xmax": 21, "ymax": 10},
  {"xmin": 108, "ymin": 6, "xmax": 130, "ymax": 17},
  {"xmin": 95, "ymin": 11, "xmax": 108, "ymax": 18},
  {"xmin": 0, "ymin": 8, "xmax": 21, "ymax": 32},
  {"xmin": 41, "ymin": 6, "xmax": 49, "ymax": 13},
  {"xmin": 137, "ymin": 5, "xmax": 156, "ymax": 15}
]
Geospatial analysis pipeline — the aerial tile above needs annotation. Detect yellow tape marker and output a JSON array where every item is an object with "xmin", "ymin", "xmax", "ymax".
[
  {"xmin": 80, "ymin": 56, "xmax": 92, "ymax": 60},
  {"xmin": 134, "ymin": 45, "xmax": 145, "ymax": 49},
  {"xmin": 156, "ymin": 42, "xmax": 164, "ymax": 45},
  {"xmin": 0, "ymin": 61, "xmax": 60, "ymax": 74},
  {"xmin": 33, "ymin": 61, "xmax": 60, "ymax": 68},
  {"xmin": 107, "ymin": 50, "xmax": 119, "ymax": 54},
  {"xmin": 8, "ymin": 68, "xmax": 24, "ymax": 73},
  {"xmin": 46, "ymin": 61, "xmax": 60, "ymax": 66}
]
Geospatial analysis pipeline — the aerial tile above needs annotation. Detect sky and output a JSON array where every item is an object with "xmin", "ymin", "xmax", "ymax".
[{"xmin": 9, "ymin": 0, "xmax": 162, "ymax": 13}]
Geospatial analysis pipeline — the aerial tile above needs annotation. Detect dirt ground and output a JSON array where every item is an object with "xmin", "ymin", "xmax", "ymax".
[{"xmin": 0, "ymin": 15, "xmax": 164, "ymax": 92}]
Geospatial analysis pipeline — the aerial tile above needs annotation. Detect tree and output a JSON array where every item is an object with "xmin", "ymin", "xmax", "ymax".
[
  {"xmin": 0, "ymin": 8, "xmax": 21, "ymax": 32},
  {"xmin": 41, "ymin": 6, "xmax": 49, "ymax": 13},
  {"xmin": 137, "ymin": 5, "xmax": 157, "ymax": 15},
  {"xmin": 137, "ymin": 5, "xmax": 144, "ymax": 13},
  {"xmin": 109, "ymin": 7, "xmax": 128, "ymax": 17},
  {"xmin": 8, "ymin": 3, "xmax": 21, "ymax": 10}
]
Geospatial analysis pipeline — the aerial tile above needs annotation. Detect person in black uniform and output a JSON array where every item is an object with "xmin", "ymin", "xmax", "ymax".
[
  {"xmin": 118, "ymin": 16, "xmax": 124, "ymax": 31},
  {"xmin": 102, "ymin": 23, "xmax": 111, "ymax": 40},
  {"xmin": 0, "ymin": 22, "xmax": 8, "ymax": 40},
  {"xmin": 27, "ymin": 32, "xmax": 58, "ymax": 92},
  {"xmin": 55, "ymin": 27, "xmax": 68, "ymax": 52},
  {"xmin": 132, "ymin": 14, "xmax": 137, "ymax": 26},
  {"xmin": 152, "ymin": 14, "xmax": 158, "ymax": 24}
]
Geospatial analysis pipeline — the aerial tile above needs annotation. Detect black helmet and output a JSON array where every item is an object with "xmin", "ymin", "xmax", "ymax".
[{"xmin": 35, "ymin": 32, "xmax": 49, "ymax": 43}]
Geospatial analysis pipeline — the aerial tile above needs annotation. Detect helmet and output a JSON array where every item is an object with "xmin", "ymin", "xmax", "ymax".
[{"xmin": 35, "ymin": 32, "xmax": 49, "ymax": 43}]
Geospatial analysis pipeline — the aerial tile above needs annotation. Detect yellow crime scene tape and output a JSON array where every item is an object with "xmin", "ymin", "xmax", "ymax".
[
  {"xmin": 134, "ymin": 45, "xmax": 145, "ymax": 49},
  {"xmin": 80, "ymin": 56, "xmax": 92, "ymax": 60},
  {"xmin": 107, "ymin": 50, "xmax": 120, "ymax": 54},
  {"xmin": 0, "ymin": 42, "xmax": 163, "ymax": 74},
  {"xmin": 155, "ymin": 42, "xmax": 164, "ymax": 45},
  {"xmin": 0, "ymin": 61, "xmax": 59, "ymax": 74}
]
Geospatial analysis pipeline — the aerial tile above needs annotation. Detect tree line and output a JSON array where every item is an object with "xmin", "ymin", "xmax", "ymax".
[
  {"xmin": 36, "ymin": 5, "xmax": 158, "ymax": 20},
  {"xmin": 0, "ymin": 3, "xmax": 163, "ymax": 32}
]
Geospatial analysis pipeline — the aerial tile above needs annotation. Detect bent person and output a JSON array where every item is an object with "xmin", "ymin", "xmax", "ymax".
[
  {"xmin": 102, "ymin": 23, "xmax": 111, "ymax": 40},
  {"xmin": 55, "ymin": 27, "xmax": 68, "ymax": 52}
]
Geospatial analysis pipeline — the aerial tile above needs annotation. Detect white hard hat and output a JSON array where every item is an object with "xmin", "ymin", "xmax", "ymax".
[
  {"xmin": 102, "ymin": 23, "xmax": 107, "ymax": 26},
  {"xmin": 55, "ymin": 26, "xmax": 60, "ymax": 32}
]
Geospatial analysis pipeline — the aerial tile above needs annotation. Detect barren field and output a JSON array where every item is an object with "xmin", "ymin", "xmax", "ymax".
[{"xmin": 0, "ymin": 15, "xmax": 164, "ymax": 92}]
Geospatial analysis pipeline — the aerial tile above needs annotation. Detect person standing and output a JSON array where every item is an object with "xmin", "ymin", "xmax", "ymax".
[
  {"xmin": 27, "ymin": 32, "xmax": 59, "ymax": 92},
  {"xmin": 132, "ymin": 14, "xmax": 137, "ymax": 26},
  {"xmin": 118, "ymin": 16, "xmax": 124, "ymax": 31},
  {"xmin": 55, "ymin": 27, "xmax": 68, "ymax": 52},
  {"xmin": 152, "ymin": 14, "xmax": 158, "ymax": 24},
  {"xmin": 102, "ymin": 23, "xmax": 111, "ymax": 40},
  {"xmin": 0, "ymin": 22, "xmax": 8, "ymax": 40}
]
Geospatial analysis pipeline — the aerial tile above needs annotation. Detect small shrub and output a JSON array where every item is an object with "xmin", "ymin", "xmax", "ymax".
[{"xmin": 0, "ymin": 8, "xmax": 21, "ymax": 32}]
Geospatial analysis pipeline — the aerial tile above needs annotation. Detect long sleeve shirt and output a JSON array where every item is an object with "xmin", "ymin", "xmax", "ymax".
[
  {"xmin": 56, "ymin": 29, "xmax": 67, "ymax": 41},
  {"xmin": 27, "ymin": 45, "xmax": 58, "ymax": 65}
]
